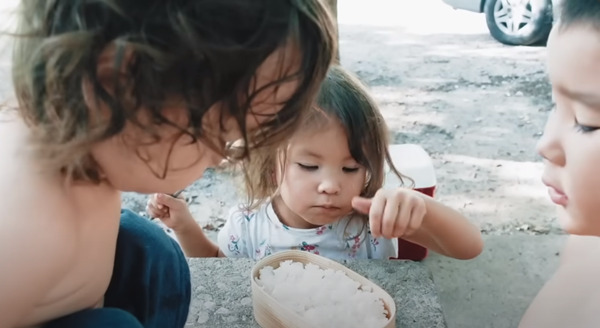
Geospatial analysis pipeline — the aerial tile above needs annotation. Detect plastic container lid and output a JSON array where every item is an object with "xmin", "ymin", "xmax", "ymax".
[{"xmin": 384, "ymin": 144, "xmax": 436, "ymax": 189}]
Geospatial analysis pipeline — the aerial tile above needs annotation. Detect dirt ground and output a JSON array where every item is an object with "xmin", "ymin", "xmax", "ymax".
[{"xmin": 121, "ymin": 0, "xmax": 560, "ymax": 237}]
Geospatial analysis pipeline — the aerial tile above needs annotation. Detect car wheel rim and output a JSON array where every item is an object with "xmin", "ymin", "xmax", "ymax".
[{"xmin": 493, "ymin": 0, "xmax": 534, "ymax": 36}]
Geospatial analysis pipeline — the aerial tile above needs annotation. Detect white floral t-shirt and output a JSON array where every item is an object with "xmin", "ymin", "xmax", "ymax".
[{"xmin": 217, "ymin": 201, "xmax": 398, "ymax": 261}]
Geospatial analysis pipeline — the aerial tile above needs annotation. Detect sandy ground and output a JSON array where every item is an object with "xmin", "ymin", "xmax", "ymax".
[{"xmin": 121, "ymin": 0, "xmax": 559, "ymax": 239}]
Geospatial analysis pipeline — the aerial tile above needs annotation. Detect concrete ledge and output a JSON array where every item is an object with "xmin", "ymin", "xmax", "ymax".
[
  {"xmin": 186, "ymin": 258, "xmax": 447, "ymax": 327},
  {"xmin": 424, "ymin": 234, "xmax": 566, "ymax": 328},
  {"xmin": 185, "ymin": 235, "xmax": 565, "ymax": 327}
]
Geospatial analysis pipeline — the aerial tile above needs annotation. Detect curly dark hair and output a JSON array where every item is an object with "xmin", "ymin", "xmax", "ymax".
[{"xmin": 11, "ymin": 0, "xmax": 336, "ymax": 182}]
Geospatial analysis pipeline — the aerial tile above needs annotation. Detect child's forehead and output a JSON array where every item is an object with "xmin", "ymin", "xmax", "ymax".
[
  {"xmin": 285, "ymin": 123, "xmax": 362, "ymax": 160},
  {"xmin": 547, "ymin": 25, "xmax": 600, "ymax": 100},
  {"xmin": 292, "ymin": 118, "xmax": 344, "ymax": 140}
]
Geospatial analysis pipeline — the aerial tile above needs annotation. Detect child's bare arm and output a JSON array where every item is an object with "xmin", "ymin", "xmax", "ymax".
[
  {"xmin": 353, "ymin": 189, "xmax": 483, "ymax": 260},
  {"xmin": 147, "ymin": 193, "xmax": 223, "ymax": 257},
  {"xmin": 402, "ymin": 195, "xmax": 483, "ymax": 260},
  {"xmin": 172, "ymin": 223, "xmax": 225, "ymax": 258},
  {"xmin": 0, "ymin": 201, "xmax": 76, "ymax": 328}
]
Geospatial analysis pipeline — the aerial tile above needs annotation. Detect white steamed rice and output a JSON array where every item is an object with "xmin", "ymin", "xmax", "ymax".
[{"xmin": 256, "ymin": 260, "xmax": 389, "ymax": 327}]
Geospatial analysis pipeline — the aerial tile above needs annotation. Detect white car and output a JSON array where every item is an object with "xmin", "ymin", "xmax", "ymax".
[{"xmin": 443, "ymin": 0, "xmax": 559, "ymax": 46}]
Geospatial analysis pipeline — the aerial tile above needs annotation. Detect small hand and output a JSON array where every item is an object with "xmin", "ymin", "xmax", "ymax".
[
  {"xmin": 352, "ymin": 188, "xmax": 427, "ymax": 239},
  {"xmin": 146, "ymin": 193, "xmax": 195, "ymax": 232}
]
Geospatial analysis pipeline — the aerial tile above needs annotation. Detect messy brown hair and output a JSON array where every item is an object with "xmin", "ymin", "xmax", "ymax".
[
  {"xmin": 244, "ymin": 65, "xmax": 411, "ymax": 209},
  {"xmin": 11, "ymin": 0, "xmax": 336, "ymax": 182}
]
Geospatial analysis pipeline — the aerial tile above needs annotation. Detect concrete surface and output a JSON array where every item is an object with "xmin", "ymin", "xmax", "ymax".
[
  {"xmin": 187, "ymin": 234, "xmax": 565, "ymax": 328},
  {"xmin": 186, "ymin": 258, "xmax": 447, "ymax": 328},
  {"xmin": 424, "ymin": 234, "xmax": 566, "ymax": 328}
]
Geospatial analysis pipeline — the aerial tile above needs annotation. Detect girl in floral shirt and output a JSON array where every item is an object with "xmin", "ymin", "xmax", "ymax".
[{"xmin": 147, "ymin": 66, "xmax": 483, "ymax": 261}]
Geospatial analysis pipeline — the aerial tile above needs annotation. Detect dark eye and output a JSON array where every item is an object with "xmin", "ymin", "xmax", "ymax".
[
  {"xmin": 342, "ymin": 167, "xmax": 360, "ymax": 173},
  {"xmin": 297, "ymin": 163, "xmax": 318, "ymax": 171},
  {"xmin": 574, "ymin": 118, "xmax": 600, "ymax": 134}
]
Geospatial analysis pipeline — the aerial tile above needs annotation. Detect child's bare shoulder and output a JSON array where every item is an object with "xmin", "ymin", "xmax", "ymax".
[
  {"xmin": 0, "ymin": 115, "xmax": 79, "ymax": 326},
  {"xmin": 520, "ymin": 236, "xmax": 600, "ymax": 328},
  {"xmin": 0, "ymin": 114, "xmax": 76, "ymax": 227}
]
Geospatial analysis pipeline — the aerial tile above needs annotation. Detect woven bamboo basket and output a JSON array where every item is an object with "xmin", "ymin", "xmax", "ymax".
[{"xmin": 250, "ymin": 250, "xmax": 396, "ymax": 328}]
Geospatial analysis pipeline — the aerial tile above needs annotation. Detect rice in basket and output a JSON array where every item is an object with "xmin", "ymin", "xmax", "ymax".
[{"xmin": 256, "ymin": 260, "xmax": 389, "ymax": 327}]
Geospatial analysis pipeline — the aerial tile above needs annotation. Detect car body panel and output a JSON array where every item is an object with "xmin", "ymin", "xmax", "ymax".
[{"xmin": 442, "ymin": 0, "xmax": 484, "ymax": 13}]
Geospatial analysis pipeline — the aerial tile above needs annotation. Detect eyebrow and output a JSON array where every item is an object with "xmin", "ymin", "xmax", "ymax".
[
  {"xmin": 298, "ymin": 150, "xmax": 322, "ymax": 159},
  {"xmin": 297, "ymin": 150, "xmax": 356, "ymax": 162},
  {"xmin": 560, "ymin": 87, "xmax": 600, "ymax": 107}
]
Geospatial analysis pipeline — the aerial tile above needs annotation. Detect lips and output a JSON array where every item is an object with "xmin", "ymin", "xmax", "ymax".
[
  {"xmin": 314, "ymin": 205, "xmax": 340, "ymax": 211},
  {"xmin": 542, "ymin": 179, "xmax": 568, "ymax": 206}
]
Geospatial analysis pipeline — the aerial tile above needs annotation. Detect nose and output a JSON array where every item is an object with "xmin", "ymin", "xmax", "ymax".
[
  {"xmin": 536, "ymin": 111, "xmax": 566, "ymax": 167},
  {"xmin": 317, "ymin": 176, "xmax": 341, "ymax": 195}
]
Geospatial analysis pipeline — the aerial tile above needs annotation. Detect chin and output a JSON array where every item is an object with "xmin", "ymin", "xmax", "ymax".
[
  {"xmin": 563, "ymin": 227, "xmax": 600, "ymax": 237},
  {"xmin": 108, "ymin": 176, "xmax": 192, "ymax": 195},
  {"xmin": 304, "ymin": 216, "xmax": 337, "ymax": 227},
  {"xmin": 557, "ymin": 211, "xmax": 577, "ymax": 234},
  {"xmin": 558, "ymin": 212, "xmax": 600, "ymax": 237}
]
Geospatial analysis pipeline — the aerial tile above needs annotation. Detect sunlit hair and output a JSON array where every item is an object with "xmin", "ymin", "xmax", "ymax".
[
  {"xmin": 11, "ymin": 0, "xmax": 336, "ymax": 182},
  {"xmin": 243, "ymin": 65, "xmax": 411, "ymax": 210}
]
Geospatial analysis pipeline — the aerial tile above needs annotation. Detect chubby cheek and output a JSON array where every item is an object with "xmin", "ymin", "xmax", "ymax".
[
  {"xmin": 280, "ymin": 168, "xmax": 311, "ymax": 205},
  {"xmin": 170, "ymin": 139, "xmax": 223, "ymax": 171},
  {"xmin": 345, "ymin": 172, "xmax": 367, "ymax": 197},
  {"xmin": 92, "ymin": 134, "xmax": 220, "ymax": 193},
  {"xmin": 567, "ymin": 192, "xmax": 600, "ymax": 236},
  {"xmin": 562, "ymin": 165, "xmax": 600, "ymax": 236}
]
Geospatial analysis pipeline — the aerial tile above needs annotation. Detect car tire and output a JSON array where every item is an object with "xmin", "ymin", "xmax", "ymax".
[{"xmin": 484, "ymin": 0, "xmax": 553, "ymax": 46}]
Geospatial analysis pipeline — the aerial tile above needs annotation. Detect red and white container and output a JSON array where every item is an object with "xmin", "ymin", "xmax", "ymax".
[
  {"xmin": 384, "ymin": 144, "xmax": 437, "ymax": 197},
  {"xmin": 384, "ymin": 144, "xmax": 437, "ymax": 261}
]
